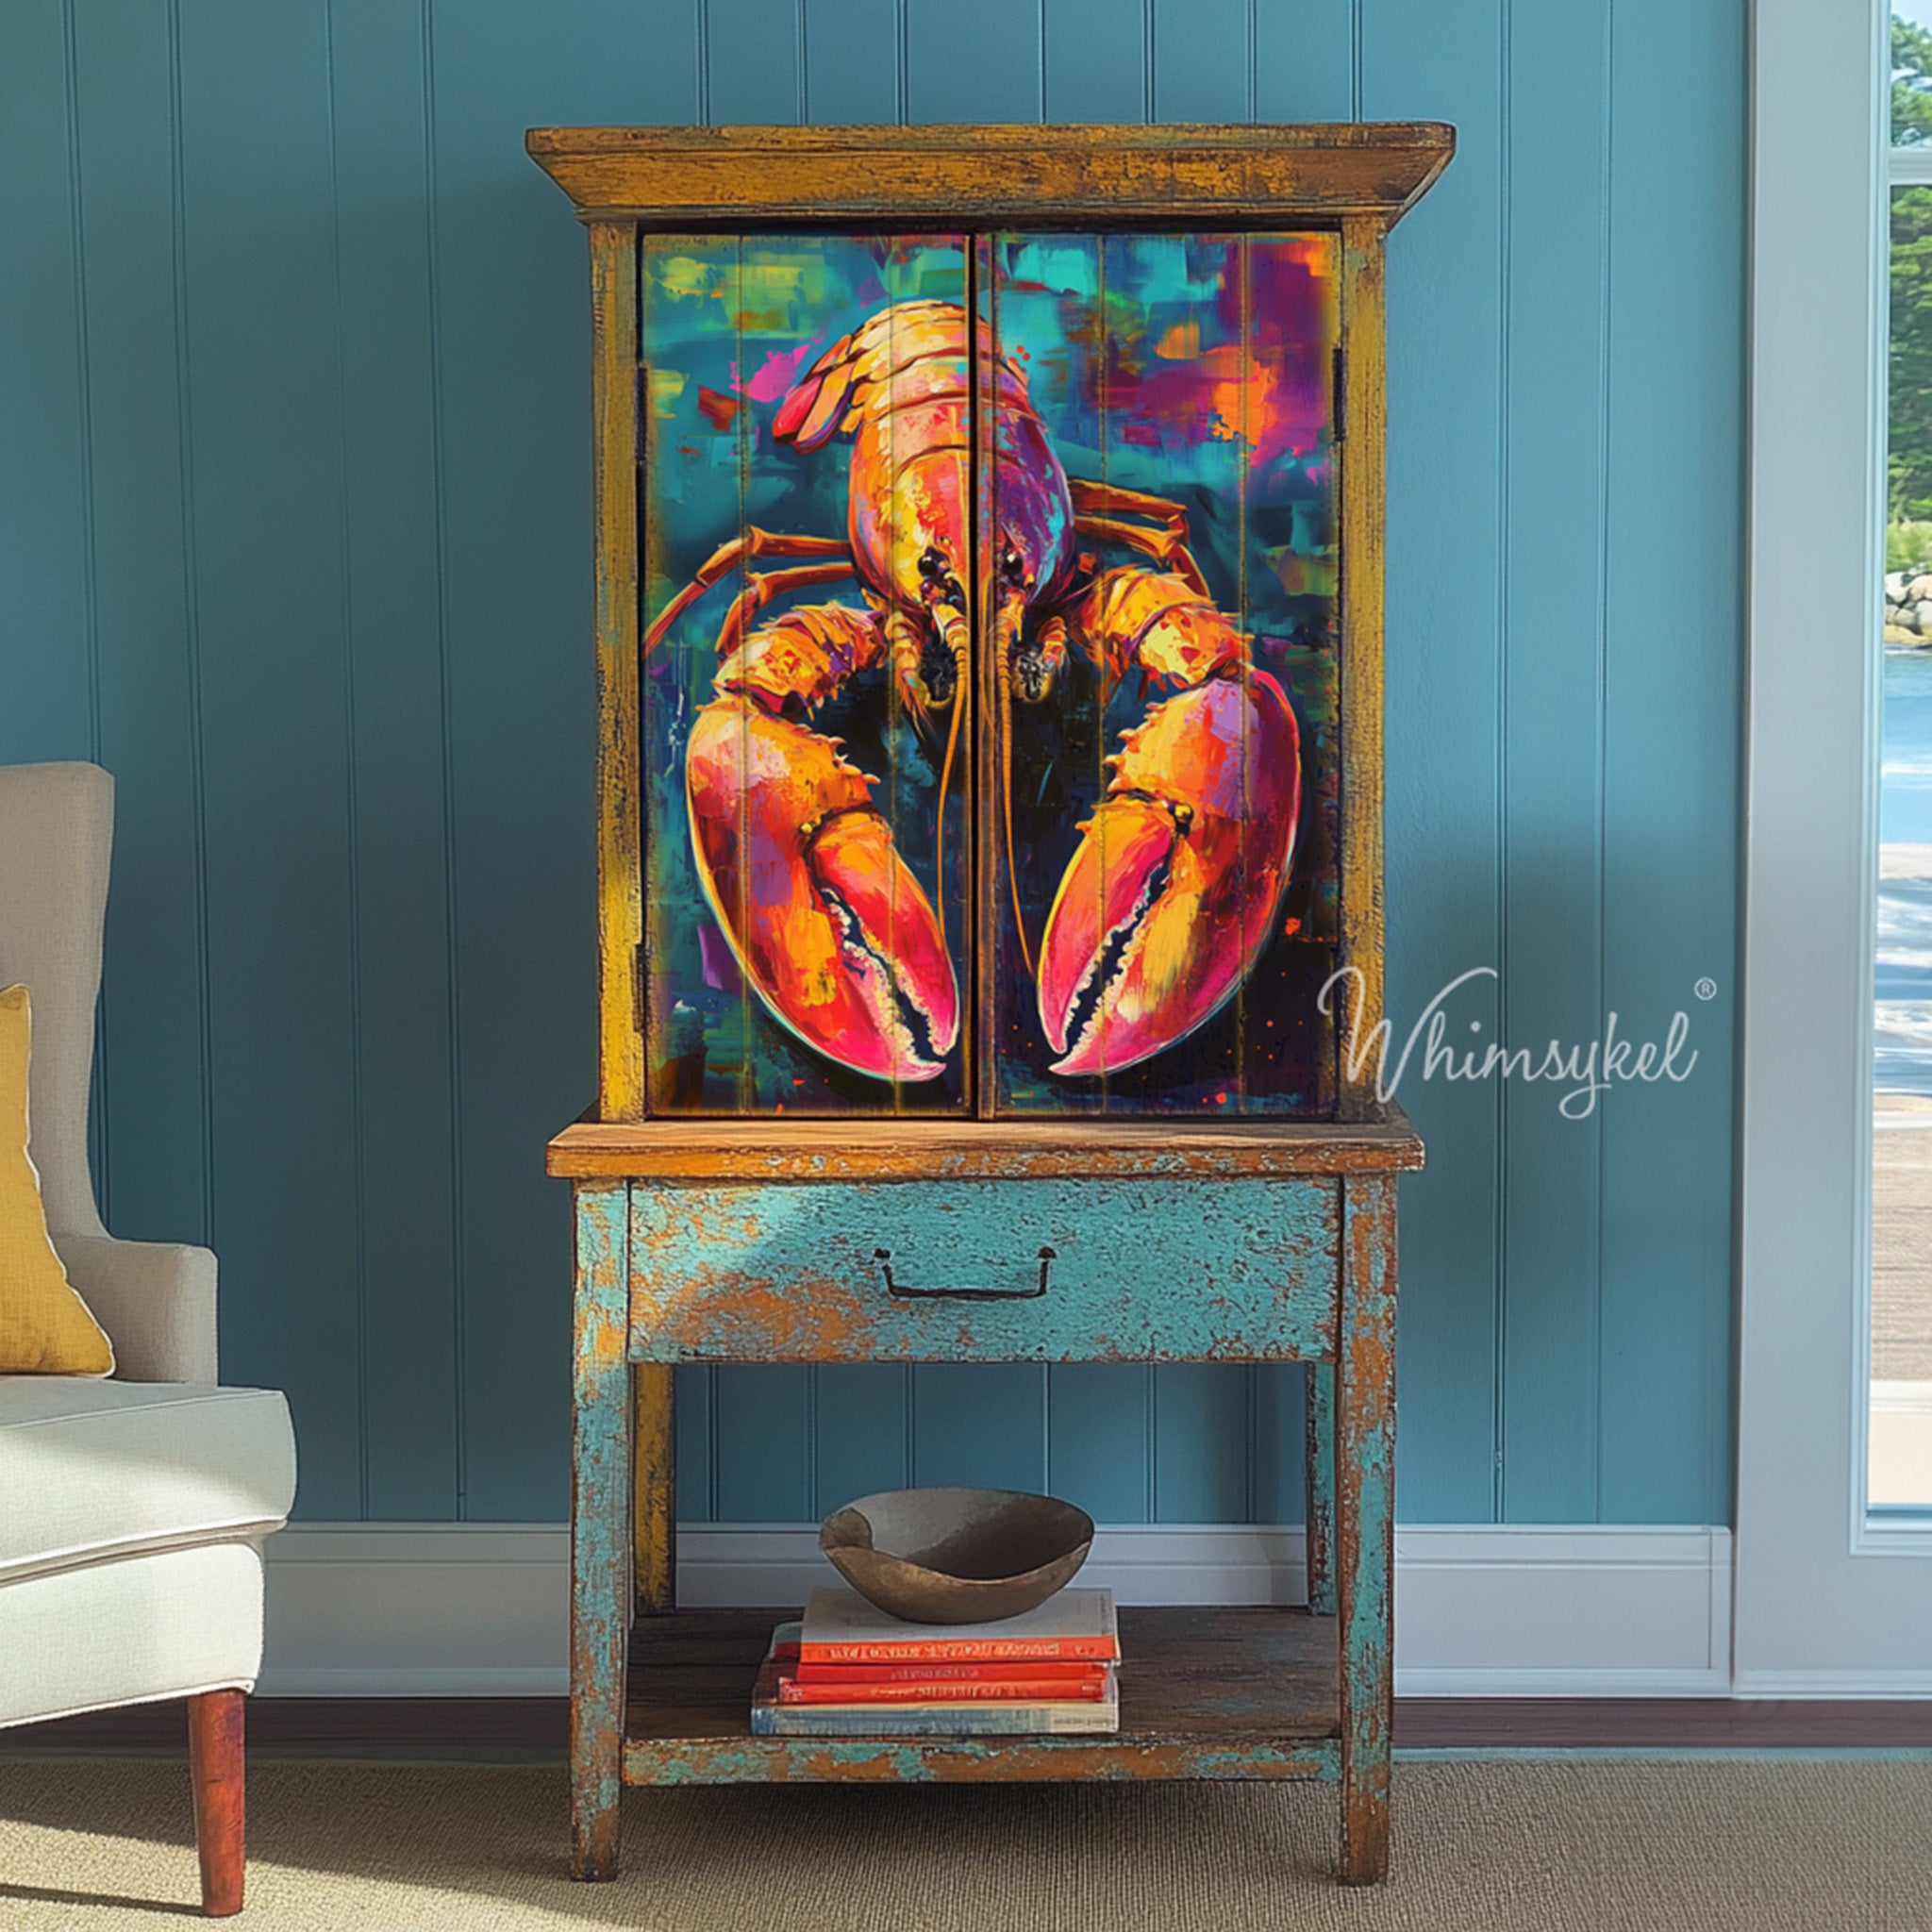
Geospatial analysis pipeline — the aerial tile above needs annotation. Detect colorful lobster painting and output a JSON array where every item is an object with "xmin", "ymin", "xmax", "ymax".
[{"xmin": 643, "ymin": 298, "xmax": 1302, "ymax": 1085}]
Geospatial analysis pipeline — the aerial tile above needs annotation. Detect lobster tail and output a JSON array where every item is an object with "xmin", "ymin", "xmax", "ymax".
[{"xmin": 771, "ymin": 326, "xmax": 858, "ymax": 449}]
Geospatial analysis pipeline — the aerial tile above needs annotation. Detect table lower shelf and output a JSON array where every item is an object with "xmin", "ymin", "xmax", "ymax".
[{"xmin": 621, "ymin": 1606, "xmax": 1340, "ymax": 1785}]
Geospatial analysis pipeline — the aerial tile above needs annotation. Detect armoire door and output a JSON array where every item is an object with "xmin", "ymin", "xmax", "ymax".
[
  {"xmin": 638, "ymin": 232, "xmax": 974, "ymax": 1117},
  {"xmin": 980, "ymin": 232, "xmax": 1341, "ymax": 1117}
]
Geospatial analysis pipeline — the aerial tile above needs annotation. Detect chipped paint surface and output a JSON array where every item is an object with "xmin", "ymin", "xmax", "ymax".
[
  {"xmin": 626, "ymin": 1180, "xmax": 1340, "ymax": 1363},
  {"xmin": 1336, "ymin": 1174, "xmax": 1396, "ymax": 1885},
  {"xmin": 1305, "ymin": 1361, "xmax": 1338, "ymax": 1616},
  {"xmin": 571, "ymin": 1183, "xmax": 630, "ymax": 1881},
  {"xmin": 624, "ymin": 1737, "xmax": 1341, "ymax": 1785}
]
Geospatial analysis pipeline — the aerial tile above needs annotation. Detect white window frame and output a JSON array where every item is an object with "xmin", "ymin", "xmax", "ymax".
[{"xmin": 1736, "ymin": 0, "xmax": 1932, "ymax": 1691}]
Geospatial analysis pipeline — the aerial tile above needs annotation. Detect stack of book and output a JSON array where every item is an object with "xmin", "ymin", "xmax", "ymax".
[{"xmin": 752, "ymin": 1586, "xmax": 1120, "ymax": 1737}]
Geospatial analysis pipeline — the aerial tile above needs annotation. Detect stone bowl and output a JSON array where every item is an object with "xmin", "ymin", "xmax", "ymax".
[{"xmin": 819, "ymin": 1487, "xmax": 1094, "ymax": 1625}]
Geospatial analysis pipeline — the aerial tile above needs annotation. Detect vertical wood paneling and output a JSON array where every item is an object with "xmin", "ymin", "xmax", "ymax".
[
  {"xmin": 0, "ymin": 1, "xmax": 94, "ymax": 765},
  {"xmin": 70, "ymin": 0, "xmax": 210, "ymax": 1257},
  {"xmin": 1153, "ymin": 1363, "xmax": 1250, "ymax": 1521},
  {"xmin": 175, "ymin": 0, "xmax": 361, "ymax": 1516},
  {"xmin": 905, "ymin": 0, "xmax": 1041, "ymax": 123},
  {"xmin": 714, "ymin": 1366, "xmax": 814, "ymax": 1519},
  {"xmin": 1362, "ymin": 0, "xmax": 1506, "ymax": 1523},
  {"xmin": 427, "ymin": 0, "xmax": 689, "ymax": 1521},
  {"xmin": 814, "ymin": 1364, "xmax": 911, "ymax": 1512},
  {"xmin": 1251, "ymin": 1363, "xmax": 1308, "ymax": 1524},
  {"xmin": 1496, "ymin": 0, "xmax": 1611, "ymax": 1523},
  {"xmin": 2, "ymin": 0, "xmax": 1745, "ymax": 1534},
  {"xmin": 1254, "ymin": 1, "xmax": 1354, "ymax": 124},
  {"xmin": 675, "ymin": 1363, "xmax": 715, "ymax": 1521},
  {"xmin": 326, "ymin": 0, "xmax": 461, "ymax": 1518},
  {"xmin": 708, "ymin": 0, "xmax": 806, "ymax": 124},
  {"xmin": 1153, "ymin": 0, "xmax": 1248, "ymax": 122},
  {"xmin": 1046, "ymin": 1363, "xmax": 1153, "ymax": 1522},
  {"xmin": 1595, "ymin": 0, "xmax": 1741, "ymax": 1526},
  {"xmin": 913, "ymin": 1364, "xmax": 1048, "ymax": 1491},
  {"xmin": 1042, "ymin": 0, "xmax": 1144, "ymax": 123},
  {"xmin": 802, "ymin": 0, "xmax": 900, "ymax": 123}
]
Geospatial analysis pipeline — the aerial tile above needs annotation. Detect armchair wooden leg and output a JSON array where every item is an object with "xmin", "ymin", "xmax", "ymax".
[{"xmin": 188, "ymin": 1690, "xmax": 245, "ymax": 1916}]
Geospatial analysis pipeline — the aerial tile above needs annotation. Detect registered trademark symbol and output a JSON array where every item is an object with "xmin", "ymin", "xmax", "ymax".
[{"xmin": 1693, "ymin": 977, "xmax": 1717, "ymax": 1002}]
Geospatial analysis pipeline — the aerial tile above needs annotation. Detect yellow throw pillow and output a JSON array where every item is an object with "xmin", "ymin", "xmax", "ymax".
[{"xmin": 0, "ymin": 985, "xmax": 112, "ymax": 1374}]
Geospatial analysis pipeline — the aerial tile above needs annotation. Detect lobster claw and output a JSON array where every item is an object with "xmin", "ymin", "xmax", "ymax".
[
  {"xmin": 687, "ymin": 706, "xmax": 958, "ymax": 1082},
  {"xmin": 1037, "ymin": 673, "xmax": 1299, "ymax": 1078}
]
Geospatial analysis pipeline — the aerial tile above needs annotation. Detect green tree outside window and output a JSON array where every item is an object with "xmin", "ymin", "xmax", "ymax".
[{"xmin": 1893, "ymin": 19, "xmax": 1932, "ymax": 541}]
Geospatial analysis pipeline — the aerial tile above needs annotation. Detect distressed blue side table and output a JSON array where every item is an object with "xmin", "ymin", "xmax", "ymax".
[{"xmin": 548, "ymin": 1114, "xmax": 1422, "ymax": 1884}]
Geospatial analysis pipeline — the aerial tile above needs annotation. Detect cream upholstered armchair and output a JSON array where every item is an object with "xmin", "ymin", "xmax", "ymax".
[{"xmin": 0, "ymin": 762, "xmax": 296, "ymax": 1917}]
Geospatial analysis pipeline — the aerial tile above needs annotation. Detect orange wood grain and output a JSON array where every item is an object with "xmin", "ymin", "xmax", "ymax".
[
  {"xmin": 527, "ymin": 124, "xmax": 1455, "ymax": 228},
  {"xmin": 548, "ymin": 1108, "xmax": 1424, "ymax": 1181},
  {"xmin": 589, "ymin": 220, "xmax": 645, "ymax": 1121},
  {"xmin": 1337, "ymin": 216, "xmax": 1391, "ymax": 1123}
]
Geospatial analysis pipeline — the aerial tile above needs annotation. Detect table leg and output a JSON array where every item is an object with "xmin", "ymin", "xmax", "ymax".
[
  {"xmin": 1336, "ymin": 1174, "xmax": 1395, "ymax": 1886},
  {"xmin": 633, "ymin": 1365, "xmax": 676, "ymax": 1613},
  {"xmin": 1305, "ymin": 1362, "xmax": 1337, "ymax": 1616},
  {"xmin": 572, "ymin": 1181, "xmax": 631, "ymax": 1881}
]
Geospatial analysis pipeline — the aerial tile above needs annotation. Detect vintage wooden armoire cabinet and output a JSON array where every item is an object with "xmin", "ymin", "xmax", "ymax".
[{"xmin": 534, "ymin": 123, "xmax": 1448, "ymax": 1886}]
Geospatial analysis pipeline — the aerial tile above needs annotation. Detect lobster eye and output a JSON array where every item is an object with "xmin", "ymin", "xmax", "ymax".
[
  {"xmin": 918, "ymin": 546, "xmax": 947, "ymax": 580},
  {"xmin": 1000, "ymin": 544, "xmax": 1025, "ymax": 585}
]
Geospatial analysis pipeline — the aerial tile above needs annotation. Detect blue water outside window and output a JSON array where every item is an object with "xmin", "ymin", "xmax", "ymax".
[{"xmin": 1872, "ymin": 7, "xmax": 1932, "ymax": 1509}]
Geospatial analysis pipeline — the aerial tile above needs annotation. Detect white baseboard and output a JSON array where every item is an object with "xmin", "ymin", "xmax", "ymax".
[
  {"xmin": 262, "ymin": 1526, "xmax": 571, "ymax": 1696},
  {"xmin": 259, "ymin": 1522, "xmax": 1734, "ymax": 1698},
  {"xmin": 1731, "ymin": 1670, "xmax": 1932, "ymax": 1699},
  {"xmin": 1391, "ymin": 1526, "xmax": 1732, "ymax": 1697}
]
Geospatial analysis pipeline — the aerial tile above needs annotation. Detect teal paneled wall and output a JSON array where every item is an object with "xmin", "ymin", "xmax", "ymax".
[{"xmin": 0, "ymin": 0, "xmax": 1742, "ymax": 1526}]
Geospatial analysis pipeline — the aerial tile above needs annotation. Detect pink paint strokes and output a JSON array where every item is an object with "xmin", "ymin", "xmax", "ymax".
[
  {"xmin": 733, "ymin": 339, "xmax": 824, "ymax": 404},
  {"xmin": 1102, "ymin": 237, "xmax": 1335, "ymax": 472}
]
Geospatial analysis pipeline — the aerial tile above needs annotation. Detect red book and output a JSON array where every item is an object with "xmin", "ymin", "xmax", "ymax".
[
  {"xmin": 791, "ymin": 1657, "xmax": 1106, "ymax": 1686},
  {"xmin": 776, "ymin": 1670, "xmax": 1110, "ymax": 1706},
  {"xmin": 751, "ymin": 1655, "xmax": 1121, "ymax": 1738},
  {"xmin": 796, "ymin": 1587, "xmax": 1119, "ymax": 1665}
]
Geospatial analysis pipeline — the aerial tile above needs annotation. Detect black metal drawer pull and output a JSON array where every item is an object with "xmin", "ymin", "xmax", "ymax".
[{"xmin": 873, "ymin": 1245, "xmax": 1056, "ymax": 1302}]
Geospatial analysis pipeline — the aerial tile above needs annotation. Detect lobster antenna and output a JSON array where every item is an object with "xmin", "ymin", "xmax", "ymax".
[
  {"xmin": 933, "ymin": 614, "xmax": 967, "ymax": 958},
  {"xmin": 1000, "ymin": 644, "xmax": 1034, "ymax": 977}
]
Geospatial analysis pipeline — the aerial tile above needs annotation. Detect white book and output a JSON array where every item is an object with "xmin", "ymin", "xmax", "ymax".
[{"xmin": 798, "ymin": 1587, "xmax": 1118, "ymax": 1661}]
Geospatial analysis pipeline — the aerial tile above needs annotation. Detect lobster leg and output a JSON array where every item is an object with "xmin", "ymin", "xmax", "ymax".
[
  {"xmin": 1074, "ymin": 518, "xmax": 1211, "ymax": 597},
  {"xmin": 1067, "ymin": 477, "xmax": 1211, "ymax": 597},
  {"xmin": 711, "ymin": 561, "xmax": 862, "ymax": 658},
  {"xmin": 1036, "ymin": 569, "xmax": 1301, "ymax": 1078},
  {"xmin": 645, "ymin": 527, "xmax": 853, "ymax": 654},
  {"xmin": 1067, "ymin": 476, "xmax": 1196, "ymax": 528}
]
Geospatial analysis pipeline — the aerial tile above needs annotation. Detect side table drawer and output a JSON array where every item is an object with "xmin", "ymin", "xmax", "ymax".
[{"xmin": 625, "ymin": 1181, "xmax": 1339, "ymax": 1364}]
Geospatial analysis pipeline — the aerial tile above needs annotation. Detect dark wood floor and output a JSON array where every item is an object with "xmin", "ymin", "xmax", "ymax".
[{"xmin": 9, "ymin": 1697, "xmax": 1932, "ymax": 1757}]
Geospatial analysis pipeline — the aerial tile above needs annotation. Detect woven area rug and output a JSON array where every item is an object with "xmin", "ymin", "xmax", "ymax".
[{"xmin": 1, "ymin": 1755, "xmax": 1926, "ymax": 1930}]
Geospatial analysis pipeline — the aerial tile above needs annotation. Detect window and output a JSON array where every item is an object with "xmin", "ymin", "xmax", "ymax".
[{"xmin": 1870, "ymin": 7, "xmax": 1932, "ymax": 1509}]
